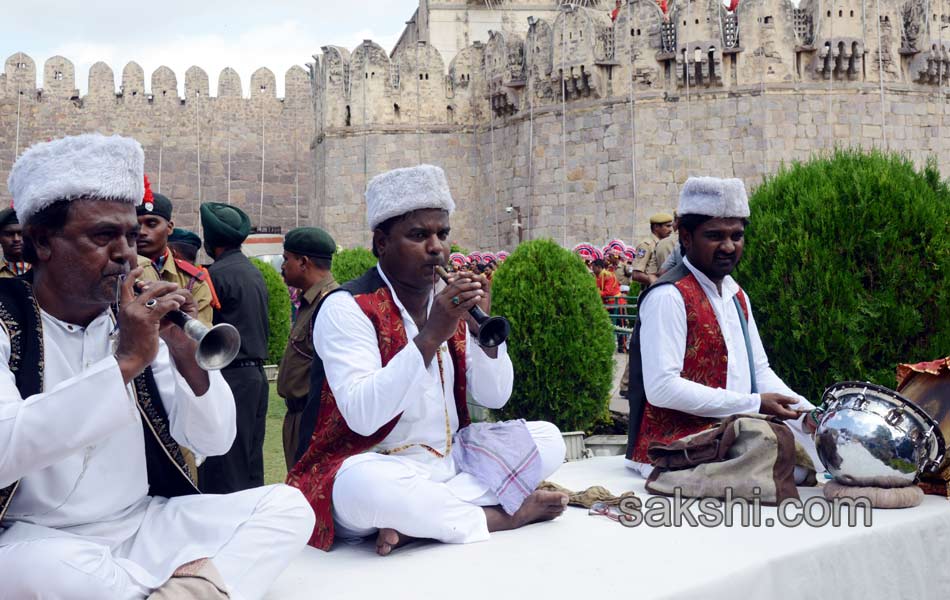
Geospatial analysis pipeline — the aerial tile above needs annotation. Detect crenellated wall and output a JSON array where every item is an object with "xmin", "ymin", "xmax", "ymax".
[
  {"xmin": 0, "ymin": 55, "xmax": 314, "ymax": 234},
  {"xmin": 311, "ymin": 0, "xmax": 950, "ymax": 250},
  {"xmin": 2, "ymin": 0, "xmax": 950, "ymax": 251}
]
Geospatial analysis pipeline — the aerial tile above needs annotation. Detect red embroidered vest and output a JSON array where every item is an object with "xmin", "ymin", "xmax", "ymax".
[
  {"xmin": 628, "ymin": 270, "xmax": 749, "ymax": 463},
  {"xmin": 286, "ymin": 270, "xmax": 469, "ymax": 550}
]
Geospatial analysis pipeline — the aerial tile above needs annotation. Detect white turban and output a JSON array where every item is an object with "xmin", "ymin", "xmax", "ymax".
[
  {"xmin": 8, "ymin": 133, "xmax": 144, "ymax": 224},
  {"xmin": 676, "ymin": 177, "xmax": 750, "ymax": 219},
  {"xmin": 365, "ymin": 164, "xmax": 456, "ymax": 230}
]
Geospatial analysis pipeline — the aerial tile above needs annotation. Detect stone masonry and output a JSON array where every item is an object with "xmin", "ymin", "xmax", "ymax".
[{"xmin": 2, "ymin": 0, "xmax": 950, "ymax": 250}]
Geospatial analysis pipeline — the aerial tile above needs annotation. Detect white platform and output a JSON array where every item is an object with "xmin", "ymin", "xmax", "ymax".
[{"xmin": 266, "ymin": 456, "xmax": 950, "ymax": 600}]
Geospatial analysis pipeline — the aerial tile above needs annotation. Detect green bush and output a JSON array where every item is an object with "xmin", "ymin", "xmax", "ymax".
[
  {"xmin": 450, "ymin": 243, "xmax": 469, "ymax": 255},
  {"xmin": 737, "ymin": 149, "xmax": 950, "ymax": 401},
  {"xmin": 251, "ymin": 258, "xmax": 292, "ymax": 365},
  {"xmin": 331, "ymin": 247, "xmax": 378, "ymax": 284},
  {"xmin": 491, "ymin": 239, "xmax": 615, "ymax": 431}
]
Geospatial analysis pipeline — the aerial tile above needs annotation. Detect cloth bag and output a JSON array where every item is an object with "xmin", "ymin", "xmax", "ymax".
[{"xmin": 645, "ymin": 414, "xmax": 815, "ymax": 505}]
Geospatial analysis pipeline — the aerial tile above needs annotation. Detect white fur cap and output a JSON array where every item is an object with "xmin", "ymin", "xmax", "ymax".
[
  {"xmin": 8, "ymin": 133, "xmax": 144, "ymax": 224},
  {"xmin": 365, "ymin": 164, "xmax": 456, "ymax": 230},
  {"xmin": 677, "ymin": 177, "xmax": 750, "ymax": 219}
]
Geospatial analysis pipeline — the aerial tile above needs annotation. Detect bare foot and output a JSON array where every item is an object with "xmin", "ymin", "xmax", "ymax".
[
  {"xmin": 375, "ymin": 528, "xmax": 414, "ymax": 556},
  {"xmin": 485, "ymin": 490, "xmax": 570, "ymax": 532},
  {"xmin": 513, "ymin": 490, "xmax": 569, "ymax": 527}
]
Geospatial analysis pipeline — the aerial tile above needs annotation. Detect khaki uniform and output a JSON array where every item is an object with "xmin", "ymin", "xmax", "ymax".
[
  {"xmin": 0, "ymin": 258, "xmax": 29, "ymax": 279},
  {"xmin": 613, "ymin": 262, "xmax": 635, "ymax": 288},
  {"xmin": 630, "ymin": 234, "xmax": 661, "ymax": 276},
  {"xmin": 277, "ymin": 275, "xmax": 339, "ymax": 471},
  {"xmin": 137, "ymin": 249, "xmax": 219, "ymax": 481},
  {"xmin": 137, "ymin": 250, "xmax": 216, "ymax": 328},
  {"xmin": 653, "ymin": 233, "xmax": 679, "ymax": 274}
]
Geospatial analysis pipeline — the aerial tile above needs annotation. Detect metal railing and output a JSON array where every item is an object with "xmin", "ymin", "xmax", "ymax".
[{"xmin": 604, "ymin": 296, "xmax": 638, "ymax": 335}]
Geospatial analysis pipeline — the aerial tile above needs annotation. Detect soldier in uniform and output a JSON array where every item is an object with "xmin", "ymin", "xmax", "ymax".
[
  {"xmin": 136, "ymin": 194, "xmax": 219, "ymax": 328},
  {"xmin": 167, "ymin": 227, "xmax": 203, "ymax": 265},
  {"xmin": 0, "ymin": 207, "xmax": 30, "ymax": 278},
  {"xmin": 277, "ymin": 226, "xmax": 339, "ymax": 472},
  {"xmin": 199, "ymin": 202, "xmax": 270, "ymax": 494},
  {"xmin": 629, "ymin": 212, "xmax": 674, "ymax": 287},
  {"xmin": 654, "ymin": 210, "xmax": 680, "ymax": 275}
]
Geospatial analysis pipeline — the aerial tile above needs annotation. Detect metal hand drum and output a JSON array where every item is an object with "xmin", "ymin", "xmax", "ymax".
[{"xmin": 815, "ymin": 382, "xmax": 944, "ymax": 487}]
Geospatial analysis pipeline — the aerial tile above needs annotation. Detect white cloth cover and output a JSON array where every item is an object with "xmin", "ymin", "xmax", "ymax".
[
  {"xmin": 266, "ymin": 456, "xmax": 950, "ymax": 600},
  {"xmin": 677, "ymin": 176, "xmax": 750, "ymax": 219},
  {"xmin": 365, "ymin": 164, "xmax": 456, "ymax": 230},
  {"xmin": 8, "ymin": 133, "xmax": 145, "ymax": 224}
]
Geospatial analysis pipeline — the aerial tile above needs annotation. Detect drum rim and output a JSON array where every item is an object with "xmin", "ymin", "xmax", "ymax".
[{"xmin": 821, "ymin": 380, "xmax": 946, "ymax": 471}]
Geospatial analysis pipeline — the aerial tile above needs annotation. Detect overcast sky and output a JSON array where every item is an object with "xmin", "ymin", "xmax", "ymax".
[{"xmin": 2, "ymin": 0, "xmax": 419, "ymax": 96}]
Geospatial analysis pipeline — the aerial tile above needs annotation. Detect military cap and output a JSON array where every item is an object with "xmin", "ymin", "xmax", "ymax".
[
  {"xmin": 0, "ymin": 207, "xmax": 19, "ymax": 230},
  {"xmin": 284, "ymin": 227, "xmax": 336, "ymax": 260},
  {"xmin": 137, "ymin": 192, "xmax": 173, "ymax": 221},
  {"xmin": 200, "ymin": 202, "xmax": 251, "ymax": 249},
  {"xmin": 168, "ymin": 227, "xmax": 202, "ymax": 250},
  {"xmin": 649, "ymin": 212, "xmax": 675, "ymax": 225}
]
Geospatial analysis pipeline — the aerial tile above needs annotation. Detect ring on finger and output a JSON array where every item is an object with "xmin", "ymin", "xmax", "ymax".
[
  {"xmin": 451, "ymin": 296, "xmax": 461, "ymax": 306},
  {"xmin": 145, "ymin": 298, "xmax": 158, "ymax": 309}
]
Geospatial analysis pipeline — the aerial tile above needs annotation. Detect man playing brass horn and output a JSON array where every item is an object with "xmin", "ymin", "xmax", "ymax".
[
  {"xmin": 0, "ymin": 134, "xmax": 312, "ymax": 599},
  {"xmin": 288, "ymin": 164, "xmax": 568, "ymax": 555}
]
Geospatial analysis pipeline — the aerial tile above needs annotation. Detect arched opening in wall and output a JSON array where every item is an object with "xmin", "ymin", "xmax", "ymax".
[
  {"xmin": 708, "ymin": 47, "xmax": 717, "ymax": 83},
  {"xmin": 447, "ymin": 105, "xmax": 455, "ymax": 123},
  {"xmin": 425, "ymin": 73, "xmax": 429, "ymax": 80},
  {"xmin": 345, "ymin": 105, "xmax": 351, "ymax": 126},
  {"xmin": 838, "ymin": 10, "xmax": 843, "ymax": 17},
  {"xmin": 394, "ymin": 103, "xmax": 400, "ymax": 120},
  {"xmin": 850, "ymin": 10, "xmax": 854, "ymax": 17},
  {"xmin": 695, "ymin": 19, "xmax": 699, "ymax": 24},
  {"xmin": 764, "ymin": 15, "xmax": 773, "ymax": 24},
  {"xmin": 827, "ymin": 10, "xmax": 831, "ymax": 17}
]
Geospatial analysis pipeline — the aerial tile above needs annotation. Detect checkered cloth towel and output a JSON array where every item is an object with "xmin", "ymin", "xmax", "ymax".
[{"xmin": 452, "ymin": 419, "xmax": 542, "ymax": 516}]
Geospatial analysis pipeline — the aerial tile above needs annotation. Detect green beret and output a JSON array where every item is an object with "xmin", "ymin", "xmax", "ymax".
[
  {"xmin": 284, "ymin": 227, "xmax": 336, "ymax": 260},
  {"xmin": 650, "ymin": 212, "xmax": 675, "ymax": 225},
  {"xmin": 168, "ymin": 228, "xmax": 202, "ymax": 250},
  {"xmin": 200, "ymin": 202, "xmax": 251, "ymax": 249},
  {"xmin": 0, "ymin": 208, "xmax": 18, "ymax": 230},
  {"xmin": 136, "ymin": 193, "xmax": 173, "ymax": 221}
]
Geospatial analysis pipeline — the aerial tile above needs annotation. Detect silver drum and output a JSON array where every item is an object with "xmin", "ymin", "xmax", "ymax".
[{"xmin": 815, "ymin": 382, "xmax": 945, "ymax": 487}]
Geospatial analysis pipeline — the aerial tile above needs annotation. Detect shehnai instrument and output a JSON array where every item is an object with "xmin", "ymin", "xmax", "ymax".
[{"xmin": 434, "ymin": 265, "xmax": 510, "ymax": 348}]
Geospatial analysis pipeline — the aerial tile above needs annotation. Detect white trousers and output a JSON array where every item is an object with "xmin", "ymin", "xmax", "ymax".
[
  {"xmin": 0, "ymin": 484, "xmax": 314, "ymax": 600},
  {"xmin": 332, "ymin": 421, "xmax": 565, "ymax": 545}
]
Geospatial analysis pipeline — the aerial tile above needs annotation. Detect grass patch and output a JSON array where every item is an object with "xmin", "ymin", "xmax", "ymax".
[{"xmin": 264, "ymin": 383, "xmax": 288, "ymax": 485}]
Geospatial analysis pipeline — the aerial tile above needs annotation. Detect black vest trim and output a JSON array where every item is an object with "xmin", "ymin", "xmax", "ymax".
[
  {"xmin": 294, "ymin": 267, "xmax": 387, "ymax": 463},
  {"xmin": 0, "ymin": 279, "xmax": 198, "ymax": 524}
]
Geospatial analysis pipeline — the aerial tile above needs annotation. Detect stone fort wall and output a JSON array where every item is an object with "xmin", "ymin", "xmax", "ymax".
[
  {"xmin": 2, "ymin": 0, "xmax": 950, "ymax": 250},
  {"xmin": 0, "ymin": 56, "xmax": 314, "ymax": 234}
]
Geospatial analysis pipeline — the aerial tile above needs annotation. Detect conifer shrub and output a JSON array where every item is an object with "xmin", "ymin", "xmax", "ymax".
[
  {"xmin": 331, "ymin": 247, "xmax": 378, "ymax": 284},
  {"xmin": 251, "ymin": 257, "xmax": 292, "ymax": 365},
  {"xmin": 737, "ymin": 150, "xmax": 950, "ymax": 401},
  {"xmin": 491, "ymin": 239, "xmax": 615, "ymax": 431}
]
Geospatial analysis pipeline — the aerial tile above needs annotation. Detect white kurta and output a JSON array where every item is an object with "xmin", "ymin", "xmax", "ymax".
[
  {"xmin": 0, "ymin": 309, "xmax": 313, "ymax": 599},
  {"xmin": 314, "ymin": 266, "xmax": 565, "ymax": 543},
  {"xmin": 630, "ymin": 258, "xmax": 820, "ymax": 477}
]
